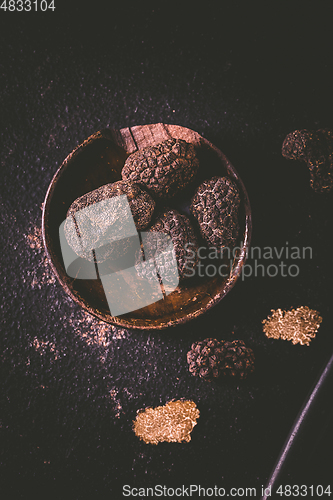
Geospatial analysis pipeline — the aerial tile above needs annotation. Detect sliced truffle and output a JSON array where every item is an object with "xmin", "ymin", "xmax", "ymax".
[
  {"xmin": 133, "ymin": 400, "xmax": 200, "ymax": 444},
  {"xmin": 262, "ymin": 306, "xmax": 323, "ymax": 346}
]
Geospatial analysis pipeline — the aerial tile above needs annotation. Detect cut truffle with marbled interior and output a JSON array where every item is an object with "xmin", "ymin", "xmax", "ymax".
[
  {"xmin": 190, "ymin": 176, "xmax": 240, "ymax": 248},
  {"xmin": 133, "ymin": 400, "xmax": 200, "ymax": 444},
  {"xmin": 121, "ymin": 138, "xmax": 199, "ymax": 199},
  {"xmin": 262, "ymin": 306, "xmax": 322, "ymax": 345}
]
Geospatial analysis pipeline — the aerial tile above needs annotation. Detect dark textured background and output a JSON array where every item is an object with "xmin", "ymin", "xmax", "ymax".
[{"xmin": 1, "ymin": 3, "xmax": 332, "ymax": 499}]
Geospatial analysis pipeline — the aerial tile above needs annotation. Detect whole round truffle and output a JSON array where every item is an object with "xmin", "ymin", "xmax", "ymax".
[
  {"xmin": 135, "ymin": 208, "xmax": 199, "ymax": 282},
  {"xmin": 121, "ymin": 139, "xmax": 199, "ymax": 199},
  {"xmin": 64, "ymin": 180, "xmax": 155, "ymax": 262},
  {"xmin": 190, "ymin": 176, "xmax": 240, "ymax": 248}
]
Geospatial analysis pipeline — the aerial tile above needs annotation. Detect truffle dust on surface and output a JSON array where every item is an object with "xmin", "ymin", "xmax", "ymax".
[
  {"xmin": 24, "ymin": 224, "xmax": 129, "ymax": 417},
  {"xmin": 24, "ymin": 225, "xmax": 56, "ymax": 288},
  {"xmin": 24, "ymin": 224, "xmax": 127, "ymax": 348}
]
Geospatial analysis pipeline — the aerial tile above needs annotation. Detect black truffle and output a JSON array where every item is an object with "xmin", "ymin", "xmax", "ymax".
[
  {"xmin": 135, "ymin": 208, "xmax": 199, "ymax": 282},
  {"xmin": 220, "ymin": 340, "xmax": 255, "ymax": 379},
  {"xmin": 190, "ymin": 176, "xmax": 240, "ymax": 248},
  {"xmin": 121, "ymin": 139, "xmax": 199, "ymax": 199},
  {"xmin": 187, "ymin": 338, "xmax": 255, "ymax": 382},
  {"xmin": 64, "ymin": 180, "xmax": 155, "ymax": 262},
  {"xmin": 282, "ymin": 129, "xmax": 333, "ymax": 193},
  {"xmin": 187, "ymin": 338, "xmax": 225, "ymax": 382}
]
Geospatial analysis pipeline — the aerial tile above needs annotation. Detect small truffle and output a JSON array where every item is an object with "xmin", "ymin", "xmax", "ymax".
[
  {"xmin": 64, "ymin": 180, "xmax": 155, "ymax": 262},
  {"xmin": 122, "ymin": 138, "xmax": 199, "ymax": 198},
  {"xmin": 190, "ymin": 176, "xmax": 240, "ymax": 248},
  {"xmin": 133, "ymin": 400, "xmax": 200, "ymax": 444},
  {"xmin": 187, "ymin": 338, "xmax": 255, "ymax": 381},
  {"xmin": 135, "ymin": 208, "xmax": 199, "ymax": 282},
  {"xmin": 220, "ymin": 340, "xmax": 255, "ymax": 379},
  {"xmin": 262, "ymin": 306, "xmax": 322, "ymax": 345},
  {"xmin": 282, "ymin": 129, "xmax": 333, "ymax": 193},
  {"xmin": 187, "ymin": 338, "xmax": 225, "ymax": 382}
]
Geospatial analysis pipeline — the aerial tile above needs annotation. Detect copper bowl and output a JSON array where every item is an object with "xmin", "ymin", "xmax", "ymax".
[{"xmin": 42, "ymin": 124, "xmax": 251, "ymax": 330}]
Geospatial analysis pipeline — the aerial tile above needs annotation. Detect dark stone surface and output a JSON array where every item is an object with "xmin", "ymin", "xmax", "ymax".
[{"xmin": 1, "ymin": 4, "xmax": 332, "ymax": 498}]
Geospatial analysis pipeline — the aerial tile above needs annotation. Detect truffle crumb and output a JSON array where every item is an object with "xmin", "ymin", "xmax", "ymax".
[
  {"xmin": 24, "ymin": 226, "xmax": 56, "ymax": 288},
  {"xmin": 262, "ymin": 306, "xmax": 322, "ymax": 345},
  {"xmin": 32, "ymin": 337, "xmax": 59, "ymax": 360},
  {"xmin": 25, "ymin": 226, "xmax": 43, "ymax": 251},
  {"xmin": 133, "ymin": 400, "xmax": 200, "ymax": 444}
]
